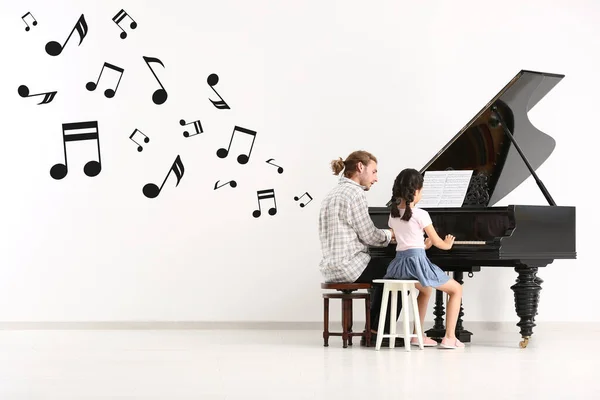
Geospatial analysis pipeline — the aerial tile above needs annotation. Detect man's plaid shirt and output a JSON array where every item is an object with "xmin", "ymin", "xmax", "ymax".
[{"xmin": 319, "ymin": 176, "xmax": 391, "ymax": 282}]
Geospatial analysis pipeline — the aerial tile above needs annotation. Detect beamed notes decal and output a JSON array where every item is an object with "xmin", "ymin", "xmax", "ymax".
[{"xmin": 18, "ymin": 8, "xmax": 314, "ymax": 217}]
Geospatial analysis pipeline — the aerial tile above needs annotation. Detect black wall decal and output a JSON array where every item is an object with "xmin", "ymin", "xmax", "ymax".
[
  {"xmin": 142, "ymin": 56, "xmax": 168, "ymax": 105},
  {"xmin": 22, "ymin": 12, "xmax": 37, "ymax": 31},
  {"xmin": 129, "ymin": 129, "xmax": 149, "ymax": 152},
  {"xmin": 18, "ymin": 85, "xmax": 57, "ymax": 105},
  {"xmin": 265, "ymin": 158, "xmax": 284, "ymax": 174},
  {"xmin": 253, "ymin": 189, "xmax": 277, "ymax": 217},
  {"xmin": 179, "ymin": 119, "xmax": 203, "ymax": 138},
  {"xmin": 214, "ymin": 180, "xmax": 237, "ymax": 190},
  {"xmin": 217, "ymin": 126, "xmax": 256, "ymax": 164},
  {"xmin": 112, "ymin": 9, "xmax": 137, "ymax": 39},
  {"xmin": 207, "ymin": 73, "xmax": 230, "ymax": 109},
  {"xmin": 86, "ymin": 62, "xmax": 125, "ymax": 98},
  {"xmin": 294, "ymin": 192, "xmax": 313, "ymax": 207},
  {"xmin": 45, "ymin": 14, "xmax": 88, "ymax": 56},
  {"xmin": 143, "ymin": 155, "xmax": 184, "ymax": 198},
  {"xmin": 50, "ymin": 121, "xmax": 102, "ymax": 180}
]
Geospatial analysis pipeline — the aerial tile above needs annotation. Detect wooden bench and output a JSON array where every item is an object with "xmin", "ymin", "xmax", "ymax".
[{"xmin": 321, "ymin": 282, "xmax": 372, "ymax": 348}]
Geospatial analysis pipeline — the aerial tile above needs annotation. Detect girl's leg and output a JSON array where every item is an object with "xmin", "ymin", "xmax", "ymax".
[
  {"xmin": 413, "ymin": 283, "xmax": 432, "ymax": 335},
  {"xmin": 434, "ymin": 279, "xmax": 463, "ymax": 339}
]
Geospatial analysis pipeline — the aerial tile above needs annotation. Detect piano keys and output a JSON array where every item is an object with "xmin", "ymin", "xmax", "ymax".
[{"xmin": 368, "ymin": 70, "xmax": 577, "ymax": 348}]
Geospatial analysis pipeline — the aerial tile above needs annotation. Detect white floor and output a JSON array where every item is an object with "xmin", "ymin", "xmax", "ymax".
[{"xmin": 0, "ymin": 323, "xmax": 598, "ymax": 400}]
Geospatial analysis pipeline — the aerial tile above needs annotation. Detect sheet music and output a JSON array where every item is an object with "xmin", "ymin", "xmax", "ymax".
[{"xmin": 419, "ymin": 170, "xmax": 473, "ymax": 208}]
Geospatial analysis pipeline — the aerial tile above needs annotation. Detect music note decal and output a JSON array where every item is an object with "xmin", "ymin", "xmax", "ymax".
[
  {"xmin": 112, "ymin": 9, "xmax": 137, "ymax": 39},
  {"xmin": 143, "ymin": 56, "xmax": 168, "ymax": 105},
  {"xmin": 22, "ymin": 12, "xmax": 37, "ymax": 31},
  {"xmin": 207, "ymin": 73, "xmax": 230, "ymax": 109},
  {"xmin": 253, "ymin": 189, "xmax": 277, "ymax": 218},
  {"xmin": 86, "ymin": 62, "xmax": 124, "ymax": 98},
  {"xmin": 214, "ymin": 180, "xmax": 237, "ymax": 190},
  {"xmin": 143, "ymin": 155, "xmax": 184, "ymax": 199},
  {"xmin": 129, "ymin": 129, "xmax": 149, "ymax": 152},
  {"xmin": 50, "ymin": 121, "xmax": 102, "ymax": 180},
  {"xmin": 294, "ymin": 192, "xmax": 313, "ymax": 207},
  {"xmin": 217, "ymin": 126, "xmax": 257, "ymax": 164},
  {"xmin": 265, "ymin": 159, "xmax": 284, "ymax": 174},
  {"xmin": 180, "ymin": 119, "xmax": 203, "ymax": 138},
  {"xmin": 45, "ymin": 14, "xmax": 88, "ymax": 56},
  {"xmin": 18, "ymin": 85, "xmax": 57, "ymax": 105}
]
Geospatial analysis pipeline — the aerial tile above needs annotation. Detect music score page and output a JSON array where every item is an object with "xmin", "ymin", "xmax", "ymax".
[{"xmin": 419, "ymin": 170, "xmax": 473, "ymax": 208}]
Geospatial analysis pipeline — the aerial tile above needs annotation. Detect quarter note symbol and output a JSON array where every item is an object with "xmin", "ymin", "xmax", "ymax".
[
  {"xmin": 45, "ymin": 14, "xmax": 88, "ymax": 56},
  {"xmin": 86, "ymin": 62, "xmax": 125, "ymax": 98},
  {"xmin": 253, "ymin": 189, "xmax": 277, "ymax": 218},
  {"xmin": 294, "ymin": 192, "xmax": 313, "ymax": 207},
  {"xmin": 112, "ymin": 9, "xmax": 137, "ymax": 39},
  {"xmin": 214, "ymin": 180, "xmax": 237, "ymax": 190},
  {"xmin": 207, "ymin": 73, "xmax": 230, "ymax": 109},
  {"xmin": 22, "ymin": 12, "xmax": 37, "ymax": 31},
  {"xmin": 180, "ymin": 119, "xmax": 203, "ymax": 138},
  {"xmin": 50, "ymin": 121, "xmax": 102, "ymax": 180},
  {"xmin": 18, "ymin": 85, "xmax": 57, "ymax": 105},
  {"xmin": 143, "ymin": 56, "xmax": 168, "ymax": 105},
  {"xmin": 217, "ymin": 126, "xmax": 257, "ymax": 164},
  {"xmin": 143, "ymin": 155, "xmax": 185, "ymax": 199},
  {"xmin": 266, "ymin": 159, "xmax": 284, "ymax": 174},
  {"xmin": 129, "ymin": 129, "xmax": 149, "ymax": 152}
]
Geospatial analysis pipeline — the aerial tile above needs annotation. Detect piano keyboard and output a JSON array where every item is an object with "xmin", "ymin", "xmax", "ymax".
[{"xmin": 454, "ymin": 241, "xmax": 486, "ymax": 245}]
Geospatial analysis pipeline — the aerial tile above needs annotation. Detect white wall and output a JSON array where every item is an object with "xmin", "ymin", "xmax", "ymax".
[{"xmin": 0, "ymin": 0, "xmax": 597, "ymax": 323}]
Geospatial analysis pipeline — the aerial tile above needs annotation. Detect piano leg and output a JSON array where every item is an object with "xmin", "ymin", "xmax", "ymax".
[
  {"xmin": 453, "ymin": 271, "xmax": 473, "ymax": 343},
  {"xmin": 425, "ymin": 271, "xmax": 472, "ymax": 343},
  {"xmin": 425, "ymin": 290, "xmax": 446, "ymax": 341},
  {"xmin": 511, "ymin": 264, "xmax": 546, "ymax": 348}
]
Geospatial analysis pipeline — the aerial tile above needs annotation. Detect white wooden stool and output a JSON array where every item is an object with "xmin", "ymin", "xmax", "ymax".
[{"xmin": 373, "ymin": 279, "xmax": 424, "ymax": 351}]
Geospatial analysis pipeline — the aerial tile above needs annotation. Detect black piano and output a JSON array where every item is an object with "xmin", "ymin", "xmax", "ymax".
[{"xmin": 368, "ymin": 70, "xmax": 576, "ymax": 348}]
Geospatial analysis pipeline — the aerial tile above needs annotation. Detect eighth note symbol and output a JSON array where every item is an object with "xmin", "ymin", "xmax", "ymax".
[
  {"xmin": 214, "ymin": 180, "xmax": 237, "ymax": 190},
  {"xmin": 266, "ymin": 159, "xmax": 284, "ymax": 174},
  {"xmin": 253, "ymin": 189, "xmax": 277, "ymax": 218},
  {"xmin": 86, "ymin": 62, "xmax": 125, "ymax": 98},
  {"xmin": 180, "ymin": 119, "xmax": 203, "ymax": 138},
  {"xmin": 294, "ymin": 192, "xmax": 313, "ymax": 208},
  {"xmin": 22, "ymin": 12, "xmax": 37, "ymax": 31},
  {"xmin": 207, "ymin": 73, "xmax": 230, "ymax": 109},
  {"xmin": 143, "ymin": 56, "xmax": 168, "ymax": 105},
  {"xmin": 45, "ymin": 14, "xmax": 88, "ymax": 56},
  {"xmin": 18, "ymin": 85, "xmax": 57, "ymax": 105},
  {"xmin": 129, "ymin": 129, "xmax": 149, "ymax": 152},
  {"xmin": 217, "ymin": 126, "xmax": 257, "ymax": 164}
]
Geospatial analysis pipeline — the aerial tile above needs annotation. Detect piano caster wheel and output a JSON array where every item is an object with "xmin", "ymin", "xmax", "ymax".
[{"xmin": 519, "ymin": 337, "xmax": 530, "ymax": 348}]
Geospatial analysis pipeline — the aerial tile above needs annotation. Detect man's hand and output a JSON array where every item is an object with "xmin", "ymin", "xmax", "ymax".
[
  {"xmin": 389, "ymin": 229, "xmax": 396, "ymax": 243},
  {"xmin": 424, "ymin": 237, "xmax": 432, "ymax": 250}
]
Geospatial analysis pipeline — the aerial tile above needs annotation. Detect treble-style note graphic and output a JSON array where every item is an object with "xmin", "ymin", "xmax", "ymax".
[
  {"xmin": 112, "ymin": 9, "xmax": 137, "ymax": 39},
  {"xmin": 180, "ymin": 119, "xmax": 203, "ymax": 138},
  {"xmin": 266, "ymin": 159, "xmax": 284, "ymax": 174},
  {"xmin": 86, "ymin": 62, "xmax": 124, "ymax": 98},
  {"xmin": 22, "ymin": 12, "xmax": 37, "ymax": 31},
  {"xmin": 143, "ymin": 56, "xmax": 168, "ymax": 105},
  {"xmin": 45, "ymin": 14, "xmax": 88, "ymax": 56},
  {"xmin": 129, "ymin": 129, "xmax": 149, "ymax": 152},
  {"xmin": 18, "ymin": 85, "xmax": 57, "ymax": 105},
  {"xmin": 143, "ymin": 155, "xmax": 184, "ymax": 199},
  {"xmin": 50, "ymin": 121, "xmax": 102, "ymax": 180},
  {"xmin": 214, "ymin": 180, "xmax": 237, "ymax": 190},
  {"xmin": 294, "ymin": 192, "xmax": 313, "ymax": 207},
  {"xmin": 207, "ymin": 73, "xmax": 230, "ymax": 109},
  {"xmin": 217, "ymin": 126, "xmax": 257, "ymax": 164},
  {"xmin": 253, "ymin": 189, "xmax": 277, "ymax": 218}
]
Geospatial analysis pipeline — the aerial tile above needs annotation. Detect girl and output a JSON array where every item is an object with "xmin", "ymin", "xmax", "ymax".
[{"xmin": 384, "ymin": 168, "xmax": 464, "ymax": 349}]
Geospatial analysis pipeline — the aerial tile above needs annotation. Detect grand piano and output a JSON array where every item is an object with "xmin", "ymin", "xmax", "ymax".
[{"xmin": 368, "ymin": 70, "xmax": 576, "ymax": 348}]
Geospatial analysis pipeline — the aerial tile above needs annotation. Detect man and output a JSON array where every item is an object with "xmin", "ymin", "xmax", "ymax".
[{"xmin": 319, "ymin": 150, "xmax": 402, "ymax": 345}]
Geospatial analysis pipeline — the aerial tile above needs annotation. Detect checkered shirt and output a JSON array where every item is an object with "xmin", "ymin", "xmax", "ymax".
[{"xmin": 318, "ymin": 176, "xmax": 391, "ymax": 282}]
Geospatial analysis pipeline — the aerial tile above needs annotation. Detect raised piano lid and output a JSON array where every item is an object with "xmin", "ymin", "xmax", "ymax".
[{"xmin": 420, "ymin": 70, "xmax": 564, "ymax": 207}]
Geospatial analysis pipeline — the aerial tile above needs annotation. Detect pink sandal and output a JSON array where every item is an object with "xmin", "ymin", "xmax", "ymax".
[
  {"xmin": 439, "ymin": 337, "xmax": 465, "ymax": 349},
  {"xmin": 411, "ymin": 336, "xmax": 438, "ymax": 347}
]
